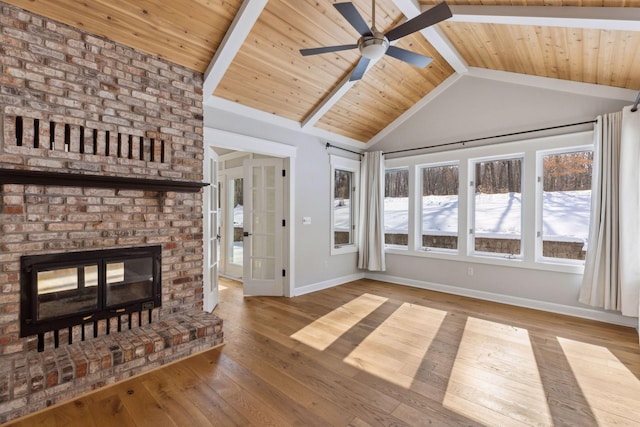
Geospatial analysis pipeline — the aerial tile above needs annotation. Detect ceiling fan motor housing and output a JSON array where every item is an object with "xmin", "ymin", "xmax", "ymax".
[{"xmin": 358, "ymin": 30, "xmax": 389, "ymax": 60}]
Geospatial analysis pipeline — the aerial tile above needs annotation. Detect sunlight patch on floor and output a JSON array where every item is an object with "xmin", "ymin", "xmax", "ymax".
[
  {"xmin": 558, "ymin": 337, "xmax": 640, "ymax": 425},
  {"xmin": 219, "ymin": 283, "xmax": 228, "ymax": 291},
  {"xmin": 290, "ymin": 293, "xmax": 388, "ymax": 351},
  {"xmin": 343, "ymin": 303, "xmax": 446, "ymax": 388},
  {"xmin": 443, "ymin": 317, "xmax": 552, "ymax": 427}
]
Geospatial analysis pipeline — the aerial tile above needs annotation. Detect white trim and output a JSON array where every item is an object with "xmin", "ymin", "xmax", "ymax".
[
  {"xmin": 204, "ymin": 127, "xmax": 297, "ymax": 158},
  {"xmin": 203, "ymin": 125, "xmax": 296, "ymax": 298},
  {"xmin": 293, "ymin": 273, "xmax": 365, "ymax": 296},
  {"xmin": 366, "ymin": 273, "xmax": 638, "ymax": 327},
  {"xmin": 202, "ymin": 0, "xmax": 268, "ymax": 101},
  {"xmin": 392, "ymin": 0, "xmax": 468, "ymax": 74},
  {"xmin": 205, "ymin": 96, "xmax": 368, "ymax": 149},
  {"xmin": 449, "ymin": 5, "xmax": 640, "ymax": 32},
  {"xmin": 468, "ymin": 67, "xmax": 640, "ymax": 102},
  {"xmin": 330, "ymin": 155, "xmax": 361, "ymax": 255},
  {"xmin": 368, "ymin": 72, "xmax": 462, "ymax": 146}
]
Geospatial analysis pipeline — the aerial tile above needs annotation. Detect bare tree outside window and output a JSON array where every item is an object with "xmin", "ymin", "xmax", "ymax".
[
  {"xmin": 541, "ymin": 150, "xmax": 593, "ymax": 260},
  {"xmin": 422, "ymin": 165, "xmax": 459, "ymax": 250},
  {"xmin": 384, "ymin": 169, "xmax": 409, "ymax": 247},
  {"xmin": 334, "ymin": 169, "xmax": 353, "ymax": 246},
  {"xmin": 474, "ymin": 158, "xmax": 523, "ymax": 256}
]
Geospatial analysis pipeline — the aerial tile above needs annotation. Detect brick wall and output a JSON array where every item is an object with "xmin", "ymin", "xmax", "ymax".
[{"xmin": 0, "ymin": 2, "xmax": 220, "ymax": 422}]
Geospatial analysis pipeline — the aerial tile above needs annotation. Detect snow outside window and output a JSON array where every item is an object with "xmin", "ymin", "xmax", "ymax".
[
  {"xmin": 537, "ymin": 147, "xmax": 593, "ymax": 263},
  {"xmin": 384, "ymin": 168, "xmax": 409, "ymax": 248},
  {"xmin": 421, "ymin": 163, "xmax": 459, "ymax": 251},
  {"xmin": 331, "ymin": 155, "xmax": 360, "ymax": 255},
  {"xmin": 471, "ymin": 156, "xmax": 524, "ymax": 259}
]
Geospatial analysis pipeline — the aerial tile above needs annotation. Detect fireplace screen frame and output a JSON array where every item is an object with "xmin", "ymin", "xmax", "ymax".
[{"xmin": 20, "ymin": 245, "xmax": 162, "ymax": 338}]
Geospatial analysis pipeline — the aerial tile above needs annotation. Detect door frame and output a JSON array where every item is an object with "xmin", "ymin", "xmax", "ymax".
[{"xmin": 203, "ymin": 126, "xmax": 297, "ymax": 297}]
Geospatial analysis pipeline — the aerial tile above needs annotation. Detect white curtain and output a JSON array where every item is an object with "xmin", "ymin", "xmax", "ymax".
[
  {"xmin": 580, "ymin": 112, "xmax": 622, "ymax": 311},
  {"xmin": 358, "ymin": 151, "xmax": 385, "ymax": 271},
  {"xmin": 619, "ymin": 106, "xmax": 640, "ymax": 337}
]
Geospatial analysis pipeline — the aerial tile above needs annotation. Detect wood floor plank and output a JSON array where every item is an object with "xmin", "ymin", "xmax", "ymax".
[{"xmin": 7, "ymin": 278, "xmax": 640, "ymax": 427}]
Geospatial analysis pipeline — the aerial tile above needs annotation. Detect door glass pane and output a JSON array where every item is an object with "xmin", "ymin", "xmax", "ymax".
[
  {"xmin": 334, "ymin": 169, "xmax": 353, "ymax": 246},
  {"xmin": 230, "ymin": 177, "xmax": 243, "ymax": 266},
  {"xmin": 252, "ymin": 259, "xmax": 275, "ymax": 280},
  {"xmin": 384, "ymin": 168, "xmax": 409, "ymax": 248},
  {"xmin": 422, "ymin": 164, "xmax": 458, "ymax": 250},
  {"xmin": 265, "ymin": 166, "xmax": 276, "ymax": 187},
  {"xmin": 266, "ymin": 189, "xmax": 276, "ymax": 211},
  {"xmin": 542, "ymin": 150, "xmax": 592, "ymax": 260},
  {"xmin": 474, "ymin": 158, "xmax": 522, "ymax": 256}
]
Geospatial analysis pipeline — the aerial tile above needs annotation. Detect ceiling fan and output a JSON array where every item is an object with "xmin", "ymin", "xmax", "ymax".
[{"xmin": 300, "ymin": 1, "xmax": 452, "ymax": 81}]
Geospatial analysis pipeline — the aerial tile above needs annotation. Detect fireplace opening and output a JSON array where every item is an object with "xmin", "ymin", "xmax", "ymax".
[{"xmin": 20, "ymin": 246, "xmax": 161, "ymax": 350}]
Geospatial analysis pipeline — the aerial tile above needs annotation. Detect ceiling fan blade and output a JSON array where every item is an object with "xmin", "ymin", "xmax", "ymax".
[
  {"xmin": 385, "ymin": 45, "xmax": 433, "ymax": 68},
  {"xmin": 385, "ymin": 2, "xmax": 452, "ymax": 42},
  {"xmin": 334, "ymin": 2, "xmax": 372, "ymax": 37},
  {"xmin": 349, "ymin": 56, "xmax": 370, "ymax": 81},
  {"xmin": 300, "ymin": 44, "xmax": 358, "ymax": 56}
]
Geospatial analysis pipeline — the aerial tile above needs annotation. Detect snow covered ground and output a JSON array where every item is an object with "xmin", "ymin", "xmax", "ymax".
[
  {"xmin": 235, "ymin": 190, "xmax": 591, "ymax": 244},
  {"xmin": 334, "ymin": 190, "xmax": 591, "ymax": 243}
]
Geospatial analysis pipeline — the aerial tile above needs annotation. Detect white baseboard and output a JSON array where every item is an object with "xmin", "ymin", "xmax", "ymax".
[
  {"xmin": 365, "ymin": 273, "xmax": 638, "ymax": 328},
  {"xmin": 293, "ymin": 273, "xmax": 365, "ymax": 297}
]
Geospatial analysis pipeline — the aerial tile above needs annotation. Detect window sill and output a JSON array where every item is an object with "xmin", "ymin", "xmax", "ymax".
[
  {"xmin": 332, "ymin": 245, "xmax": 358, "ymax": 256},
  {"xmin": 385, "ymin": 248, "xmax": 585, "ymax": 274}
]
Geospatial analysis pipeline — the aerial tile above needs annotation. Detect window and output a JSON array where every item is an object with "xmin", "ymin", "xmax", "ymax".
[
  {"xmin": 382, "ymin": 130, "xmax": 592, "ymax": 273},
  {"xmin": 471, "ymin": 156, "xmax": 523, "ymax": 258},
  {"xmin": 421, "ymin": 163, "xmax": 459, "ymax": 251},
  {"xmin": 331, "ymin": 155, "xmax": 360, "ymax": 254},
  {"xmin": 384, "ymin": 168, "xmax": 409, "ymax": 248},
  {"xmin": 538, "ymin": 148, "xmax": 593, "ymax": 262}
]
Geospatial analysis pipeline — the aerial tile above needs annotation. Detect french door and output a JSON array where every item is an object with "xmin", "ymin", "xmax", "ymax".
[
  {"xmin": 203, "ymin": 150, "xmax": 219, "ymax": 311},
  {"xmin": 242, "ymin": 158, "xmax": 284, "ymax": 296}
]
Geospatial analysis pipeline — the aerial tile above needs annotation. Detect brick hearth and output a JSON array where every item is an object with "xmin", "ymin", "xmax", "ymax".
[{"xmin": 0, "ymin": 2, "xmax": 221, "ymax": 422}]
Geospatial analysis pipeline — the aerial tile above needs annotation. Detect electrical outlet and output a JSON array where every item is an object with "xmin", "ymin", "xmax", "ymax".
[{"xmin": 467, "ymin": 266, "xmax": 474, "ymax": 276}]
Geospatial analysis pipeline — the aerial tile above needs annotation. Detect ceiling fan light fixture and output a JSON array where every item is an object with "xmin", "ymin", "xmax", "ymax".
[{"xmin": 358, "ymin": 33, "xmax": 389, "ymax": 60}]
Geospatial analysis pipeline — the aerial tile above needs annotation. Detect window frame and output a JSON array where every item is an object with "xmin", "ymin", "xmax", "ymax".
[
  {"xmin": 468, "ymin": 153, "xmax": 525, "ymax": 260},
  {"xmin": 330, "ymin": 155, "xmax": 360, "ymax": 255},
  {"xmin": 535, "ymin": 144, "xmax": 594, "ymax": 266},
  {"xmin": 383, "ymin": 167, "xmax": 410, "ymax": 250},
  {"xmin": 383, "ymin": 130, "xmax": 594, "ymax": 274},
  {"xmin": 418, "ymin": 161, "xmax": 460, "ymax": 254}
]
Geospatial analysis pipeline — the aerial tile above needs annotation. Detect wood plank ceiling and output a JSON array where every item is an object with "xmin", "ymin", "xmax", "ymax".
[{"xmin": 3, "ymin": 0, "xmax": 640, "ymax": 144}]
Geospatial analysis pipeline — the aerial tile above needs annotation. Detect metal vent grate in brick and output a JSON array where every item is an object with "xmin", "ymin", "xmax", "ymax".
[{"xmin": 7, "ymin": 115, "xmax": 166, "ymax": 163}]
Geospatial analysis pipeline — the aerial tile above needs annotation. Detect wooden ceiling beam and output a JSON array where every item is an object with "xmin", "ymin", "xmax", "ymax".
[
  {"xmin": 203, "ymin": 0, "xmax": 268, "ymax": 102},
  {"xmin": 301, "ymin": 60, "xmax": 380, "ymax": 129},
  {"xmin": 392, "ymin": 0, "xmax": 468, "ymax": 74},
  {"xmin": 448, "ymin": 5, "xmax": 640, "ymax": 32}
]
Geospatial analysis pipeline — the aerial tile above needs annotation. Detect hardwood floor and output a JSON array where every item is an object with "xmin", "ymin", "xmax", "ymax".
[{"xmin": 7, "ymin": 278, "xmax": 640, "ymax": 426}]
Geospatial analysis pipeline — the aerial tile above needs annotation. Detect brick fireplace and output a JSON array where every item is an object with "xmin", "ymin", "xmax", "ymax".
[{"xmin": 0, "ymin": 2, "xmax": 222, "ymax": 422}]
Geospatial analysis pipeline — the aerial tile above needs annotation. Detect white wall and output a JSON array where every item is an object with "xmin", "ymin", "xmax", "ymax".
[
  {"xmin": 204, "ymin": 106, "xmax": 360, "ymax": 291},
  {"xmin": 370, "ymin": 75, "xmax": 635, "ymax": 326},
  {"xmin": 372, "ymin": 75, "xmax": 631, "ymax": 154}
]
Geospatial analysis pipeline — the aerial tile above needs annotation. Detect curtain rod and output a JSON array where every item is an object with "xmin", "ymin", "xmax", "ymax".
[
  {"xmin": 632, "ymin": 91, "xmax": 640, "ymax": 112},
  {"xmin": 325, "ymin": 142, "xmax": 363, "ymax": 156},
  {"xmin": 382, "ymin": 120, "xmax": 597, "ymax": 156}
]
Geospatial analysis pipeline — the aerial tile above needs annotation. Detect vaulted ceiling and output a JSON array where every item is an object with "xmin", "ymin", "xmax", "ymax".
[{"xmin": 5, "ymin": 0, "xmax": 640, "ymax": 146}]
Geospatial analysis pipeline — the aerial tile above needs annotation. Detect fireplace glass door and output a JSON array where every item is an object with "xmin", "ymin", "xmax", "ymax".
[
  {"xmin": 21, "ymin": 246, "xmax": 161, "ymax": 338},
  {"xmin": 37, "ymin": 264, "xmax": 99, "ymax": 320},
  {"xmin": 105, "ymin": 257, "xmax": 154, "ymax": 307}
]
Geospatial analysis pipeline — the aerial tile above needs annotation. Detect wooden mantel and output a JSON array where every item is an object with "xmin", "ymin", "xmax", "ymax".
[{"xmin": 0, "ymin": 168, "xmax": 208, "ymax": 193}]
